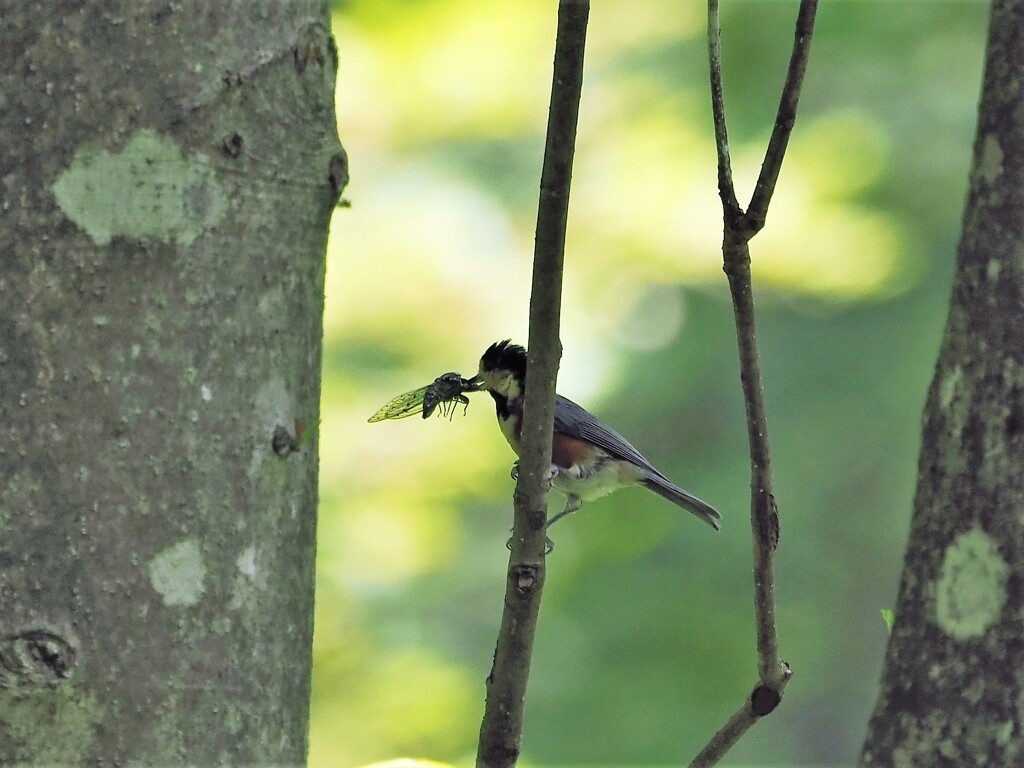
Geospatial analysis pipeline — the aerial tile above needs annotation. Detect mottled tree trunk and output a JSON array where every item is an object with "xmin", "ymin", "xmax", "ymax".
[
  {"xmin": 0, "ymin": 1, "xmax": 345, "ymax": 763},
  {"xmin": 860, "ymin": 1, "xmax": 1024, "ymax": 764}
]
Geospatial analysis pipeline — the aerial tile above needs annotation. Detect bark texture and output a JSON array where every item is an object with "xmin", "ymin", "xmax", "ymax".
[
  {"xmin": 0, "ymin": 1, "xmax": 345, "ymax": 763},
  {"xmin": 860, "ymin": 1, "xmax": 1024, "ymax": 764}
]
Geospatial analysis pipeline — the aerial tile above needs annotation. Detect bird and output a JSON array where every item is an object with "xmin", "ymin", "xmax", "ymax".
[{"xmin": 468, "ymin": 340, "xmax": 721, "ymax": 532}]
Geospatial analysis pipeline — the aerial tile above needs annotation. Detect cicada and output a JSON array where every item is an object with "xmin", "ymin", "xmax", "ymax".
[{"xmin": 367, "ymin": 372, "xmax": 480, "ymax": 423}]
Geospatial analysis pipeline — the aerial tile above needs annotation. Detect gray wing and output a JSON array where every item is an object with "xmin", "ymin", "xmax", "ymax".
[
  {"xmin": 553, "ymin": 394, "xmax": 720, "ymax": 529},
  {"xmin": 552, "ymin": 394, "xmax": 670, "ymax": 480}
]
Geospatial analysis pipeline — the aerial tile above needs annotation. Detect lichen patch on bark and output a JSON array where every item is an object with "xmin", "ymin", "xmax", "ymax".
[
  {"xmin": 51, "ymin": 129, "xmax": 227, "ymax": 247},
  {"xmin": 977, "ymin": 133, "xmax": 1004, "ymax": 186},
  {"xmin": 939, "ymin": 364, "xmax": 962, "ymax": 411},
  {"xmin": 148, "ymin": 538, "xmax": 207, "ymax": 607},
  {"xmin": 934, "ymin": 527, "xmax": 1008, "ymax": 640}
]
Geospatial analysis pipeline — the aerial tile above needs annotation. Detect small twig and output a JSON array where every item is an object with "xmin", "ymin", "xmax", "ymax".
[
  {"xmin": 475, "ymin": 4, "xmax": 589, "ymax": 768},
  {"xmin": 746, "ymin": 0, "xmax": 819, "ymax": 233},
  {"xmin": 707, "ymin": 0, "xmax": 740, "ymax": 220},
  {"xmin": 690, "ymin": 0, "xmax": 818, "ymax": 764},
  {"xmin": 689, "ymin": 702, "xmax": 756, "ymax": 768}
]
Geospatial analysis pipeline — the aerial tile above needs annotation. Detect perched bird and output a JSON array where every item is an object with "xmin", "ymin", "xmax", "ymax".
[{"xmin": 468, "ymin": 340, "xmax": 720, "ymax": 531}]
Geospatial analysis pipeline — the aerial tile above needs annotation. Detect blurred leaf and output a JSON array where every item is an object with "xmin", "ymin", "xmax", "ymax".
[{"xmin": 881, "ymin": 608, "xmax": 895, "ymax": 633}]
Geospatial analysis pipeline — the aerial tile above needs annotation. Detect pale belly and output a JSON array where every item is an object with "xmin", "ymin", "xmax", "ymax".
[{"xmin": 550, "ymin": 455, "xmax": 643, "ymax": 502}]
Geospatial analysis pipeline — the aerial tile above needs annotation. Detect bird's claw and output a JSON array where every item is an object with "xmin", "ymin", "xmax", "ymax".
[
  {"xmin": 505, "ymin": 529, "xmax": 555, "ymax": 555},
  {"xmin": 510, "ymin": 461, "xmax": 558, "ymax": 485}
]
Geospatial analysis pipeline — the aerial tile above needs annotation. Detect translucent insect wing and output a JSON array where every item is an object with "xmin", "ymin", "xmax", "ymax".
[{"xmin": 367, "ymin": 385, "xmax": 430, "ymax": 422}]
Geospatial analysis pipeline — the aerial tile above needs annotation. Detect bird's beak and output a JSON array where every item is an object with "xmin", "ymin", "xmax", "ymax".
[{"xmin": 464, "ymin": 374, "xmax": 484, "ymax": 392}]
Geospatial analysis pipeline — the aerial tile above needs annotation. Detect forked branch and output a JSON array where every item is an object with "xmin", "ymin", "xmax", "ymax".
[{"xmin": 690, "ymin": 1, "xmax": 818, "ymax": 765}]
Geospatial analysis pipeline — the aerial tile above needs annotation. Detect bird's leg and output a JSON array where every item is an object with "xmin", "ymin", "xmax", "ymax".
[
  {"xmin": 545, "ymin": 494, "xmax": 581, "ymax": 530},
  {"xmin": 505, "ymin": 465, "xmax": 564, "ymax": 553},
  {"xmin": 538, "ymin": 495, "xmax": 581, "ymax": 553}
]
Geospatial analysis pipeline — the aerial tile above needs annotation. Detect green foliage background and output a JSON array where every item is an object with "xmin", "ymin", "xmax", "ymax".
[{"xmin": 313, "ymin": 1, "xmax": 988, "ymax": 765}]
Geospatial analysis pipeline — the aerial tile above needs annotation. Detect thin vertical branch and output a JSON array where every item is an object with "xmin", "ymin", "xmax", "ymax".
[
  {"xmin": 689, "ymin": 0, "xmax": 818, "ymax": 765},
  {"xmin": 726, "ymin": 239, "xmax": 780, "ymax": 676},
  {"xmin": 475, "ymin": 3, "xmax": 589, "ymax": 768}
]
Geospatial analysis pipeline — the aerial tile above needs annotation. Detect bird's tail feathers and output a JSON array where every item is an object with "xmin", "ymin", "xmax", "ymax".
[{"xmin": 641, "ymin": 476, "xmax": 721, "ymax": 531}]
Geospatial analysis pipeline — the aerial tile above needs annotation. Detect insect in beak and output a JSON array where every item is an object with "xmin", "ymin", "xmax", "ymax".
[{"xmin": 368, "ymin": 371, "xmax": 482, "ymax": 423}]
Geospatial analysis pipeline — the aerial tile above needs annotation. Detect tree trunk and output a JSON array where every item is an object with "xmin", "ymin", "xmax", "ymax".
[
  {"xmin": 860, "ymin": 1, "xmax": 1024, "ymax": 764},
  {"xmin": 0, "ymin": 1, "xmax": 345, "ymax": 763}
]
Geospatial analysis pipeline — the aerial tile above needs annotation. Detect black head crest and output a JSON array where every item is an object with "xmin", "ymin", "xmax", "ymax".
[{"xmin": 480, "ymin": 340, "xmax": 527, "ymax": 380}]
